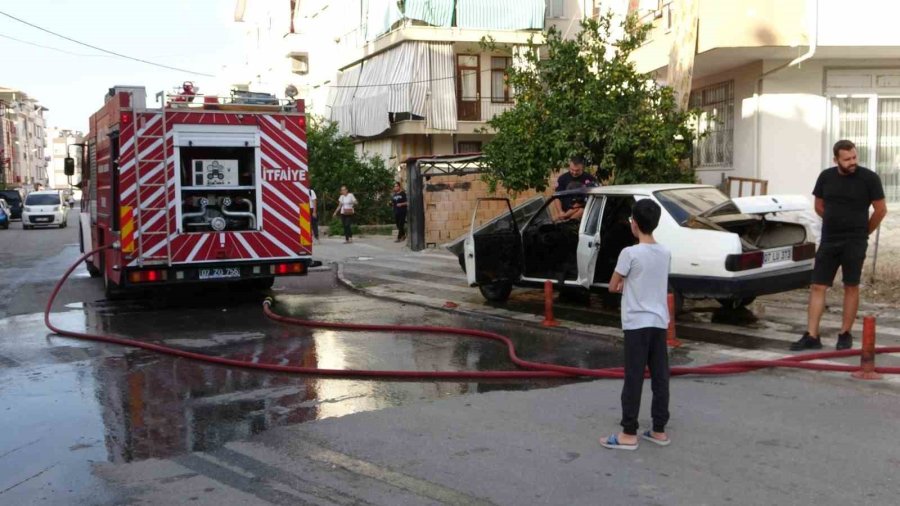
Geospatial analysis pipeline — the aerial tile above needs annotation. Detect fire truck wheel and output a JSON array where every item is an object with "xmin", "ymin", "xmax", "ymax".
[
  {"xmin": 104, "ymin": 271, "xmax": 124, "ymax": 301},
  {"xmin": 254, "ymin": 277, "xmax": 276, "ymax": 290},
  {"xmin": 79, "ymin": 228, "xmax": 102, "ymax": 278}
]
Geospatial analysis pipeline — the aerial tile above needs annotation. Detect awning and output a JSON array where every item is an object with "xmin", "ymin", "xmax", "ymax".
[
  {"xmin": 366, "ymin": 0, "xmax": 404, "ymax": 40},
  {"xmin": 404, "ymin": 0, "xmax": 455, "ymax": 27},
  {"xmin": 456, "ymin": 0, "xmax": 545, "ymax": 30},
  {"xmin": 329, "ymin": 42, "xmax": 457, "ymax": 137}
]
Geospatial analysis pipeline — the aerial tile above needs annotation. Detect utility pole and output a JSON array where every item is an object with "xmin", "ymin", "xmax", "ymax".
[{"xmin": 666, "ymin": 0, "xmax": 699, "ymax": 112}]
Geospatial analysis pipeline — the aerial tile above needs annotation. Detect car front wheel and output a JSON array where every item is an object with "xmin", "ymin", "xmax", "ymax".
[
  {"xmin": 479, "ymin": 281, "xmax": 512, "ymax": 302},
  {"xmin": 716, "ymin": 297, "xmax": 756, "ymax": 310}
]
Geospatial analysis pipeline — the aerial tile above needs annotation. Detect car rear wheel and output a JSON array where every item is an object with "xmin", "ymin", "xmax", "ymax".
[
  {"xmin": 479, "ymin": 281, "xmax": 512, "ymax": 302},
  {"xmin": 716, "ymin": 297, "xmax": 756, "ymax": 310}
]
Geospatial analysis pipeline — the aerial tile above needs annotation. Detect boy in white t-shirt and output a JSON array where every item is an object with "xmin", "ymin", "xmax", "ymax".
[{"xmin": 600, "ymin": 198, "xmax": 672, "ymax": 451}]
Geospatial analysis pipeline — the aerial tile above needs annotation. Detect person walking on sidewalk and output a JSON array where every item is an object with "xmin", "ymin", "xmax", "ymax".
[
  {"xmin": 309, "ymin": 188, "xmax": 319, "ymax": 242},
  {"xmin": 333, "ymin": 185, "xmax": 358, "ymax": 243},
  {"xmin": 390, "ymin": 182, "xmax": 408, "ymax": 242},
  {"xmin": 791, "ymin": 140, "xmax": 888, "ymax": 351},
  {"xmin": 600, "ymin": 199, "xmax": 672, "ymax": 451}
]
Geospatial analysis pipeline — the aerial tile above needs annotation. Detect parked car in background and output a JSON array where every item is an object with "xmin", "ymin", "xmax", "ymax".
[
  {"xmin": 0, "ymin": 198, "xmax": 10, "ymax": 229},
  {"xmin": 0, "ymin": 188, "xmax": 25, "ymax": 220},
  {"xmin": 462, "ymin": 184, "xmax": 816, "ymax": 312},
  {"xmin": 22, "ymin": 190, "xmax": 69, "ymax": 229}
]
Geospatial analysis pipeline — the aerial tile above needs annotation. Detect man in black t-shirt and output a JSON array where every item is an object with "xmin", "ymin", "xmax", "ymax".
[
  {"xmin": 551, "ymin": 155, "xmax": 598, "ymax": 223},
  {"xmin": 791, "ymin": 140, "xmax": 888, "ymax": 351},
  {"xmin": 390, "ymin": 181, "xmax": 408, "ymax": 242},
  {"xmin": 556, "ymin": 155, "xmax": 598, "ymax": 211}
]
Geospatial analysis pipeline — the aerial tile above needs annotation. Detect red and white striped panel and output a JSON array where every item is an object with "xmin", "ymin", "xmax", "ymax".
[{"xmin": 121, "ymin": 109, "xmax": 310, "ymax": 267}]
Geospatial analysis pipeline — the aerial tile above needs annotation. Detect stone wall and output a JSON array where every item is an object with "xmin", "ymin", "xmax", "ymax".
[{"xmin": 422, "ymin": 172, "xmax": 561, "ymax": 246}]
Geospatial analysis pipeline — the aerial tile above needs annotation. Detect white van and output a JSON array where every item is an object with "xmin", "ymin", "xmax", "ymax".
[{"xmin": 22, "ymin": 190, "xmax": 69, "ymax": 229}]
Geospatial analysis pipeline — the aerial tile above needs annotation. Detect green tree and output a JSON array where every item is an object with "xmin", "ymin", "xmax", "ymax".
[
  {"xmin": 307, "ymin": 116, "xmax": 395, "ymax": 224},
  {"xmin": 481, "ymin": 13, "xmax": 697, "ymax": 192}
]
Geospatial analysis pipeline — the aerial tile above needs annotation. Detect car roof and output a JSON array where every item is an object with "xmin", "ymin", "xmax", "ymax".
[{"xmin": 556, "ymin": 183, "xmax": 715, "ymax": 197}]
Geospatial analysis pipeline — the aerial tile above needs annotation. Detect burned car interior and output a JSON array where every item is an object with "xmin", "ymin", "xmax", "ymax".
[{"xmin": 521, "ymin": 194, "xmax": 637, "ymax": 285}]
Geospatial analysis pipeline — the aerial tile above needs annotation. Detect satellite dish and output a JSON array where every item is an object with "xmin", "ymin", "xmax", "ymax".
[{"xmin": 285, "ymin": 84, "xmax": 299, "ymax": 99}]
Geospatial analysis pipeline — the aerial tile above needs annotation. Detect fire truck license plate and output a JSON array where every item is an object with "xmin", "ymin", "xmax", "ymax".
[
  {"xmin": 763, "ymin": 247, "xmax": 793, "ymax": 264},
  {"xmin": 199, "ymin": 267, "xmax": 241, "ymax": 280}
]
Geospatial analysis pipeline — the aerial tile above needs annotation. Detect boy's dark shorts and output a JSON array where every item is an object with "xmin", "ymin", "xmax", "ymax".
[{"xmin": 811, "ymin": 239, "xmax": 868, "ymax": 287}]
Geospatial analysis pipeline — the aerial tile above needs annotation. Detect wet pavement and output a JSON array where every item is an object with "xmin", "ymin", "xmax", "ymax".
[{"xmin": 0, "ymin": 224, "xmax": 637, "ymax": 505}]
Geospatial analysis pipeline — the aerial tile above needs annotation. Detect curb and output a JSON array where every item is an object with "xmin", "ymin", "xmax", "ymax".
[{"xmin": 330, "ymin": 261, "xmax": 627, "ymax": 346}]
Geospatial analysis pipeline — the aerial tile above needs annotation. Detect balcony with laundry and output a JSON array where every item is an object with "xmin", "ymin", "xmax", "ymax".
[{"xmin": 327, "ymin": 44, "xmax": 523, "ymax": 139}]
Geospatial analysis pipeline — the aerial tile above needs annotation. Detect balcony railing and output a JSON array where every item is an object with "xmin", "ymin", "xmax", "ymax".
[{"xmin": 457, "ymin": 98, "xmax": 516, "ymax": 122}]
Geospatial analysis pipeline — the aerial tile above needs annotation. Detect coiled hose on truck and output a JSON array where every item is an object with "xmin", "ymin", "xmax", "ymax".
[{"xmin": 45, "ymin": 245, "xmax": 900, "ymax": 379}]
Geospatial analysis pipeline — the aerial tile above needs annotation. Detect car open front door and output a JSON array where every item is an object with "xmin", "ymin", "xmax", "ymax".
[
  {"xmin": 574, "ymin": 196, "xmax": 605, "ymax": 289},
  {"xmin": 464, "ymin": 198, "xmax": 523, "ymax": 289}
]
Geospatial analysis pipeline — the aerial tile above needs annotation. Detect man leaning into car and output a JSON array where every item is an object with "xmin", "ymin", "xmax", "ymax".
[{"xmin": 792, "ymin": 140, "xmax": 888, "ymax": 351}]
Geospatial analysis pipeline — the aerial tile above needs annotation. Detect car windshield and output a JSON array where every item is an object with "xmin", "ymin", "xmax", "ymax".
[
  {"xmin": 654, "ymin": 188, "xmax": 740, "ymax": 225},
  {"xmin": 25, "ymin": 194, "xmax": 60, "ymax": 206}
]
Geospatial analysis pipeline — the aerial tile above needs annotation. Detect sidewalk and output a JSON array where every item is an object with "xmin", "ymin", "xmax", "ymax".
[{"xmin": 335, "ymin": 247, "xmax": 900, "ymax": 371}]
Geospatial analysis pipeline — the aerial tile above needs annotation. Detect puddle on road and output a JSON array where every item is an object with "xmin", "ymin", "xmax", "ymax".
[{"xmin": 0, "ymin": 273, "xmax": 623, "ymax": 469}]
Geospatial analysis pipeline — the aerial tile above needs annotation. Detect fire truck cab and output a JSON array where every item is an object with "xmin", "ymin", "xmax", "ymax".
[{"xmin": 79, "ymin": 85, "xmax": 313, "ymax": 296}]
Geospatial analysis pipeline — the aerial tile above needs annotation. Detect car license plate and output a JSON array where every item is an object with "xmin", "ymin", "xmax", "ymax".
[
  {"xmin": 199, "ymin": 267, "xmax": 241, "ymax": 280},
  {"xmin": 763, "ymin": 247, "xmax": 793, "ymax": 264},
  {"xmin": 35, "ymin": 217, "xmax": 50, "ymax": 222}
]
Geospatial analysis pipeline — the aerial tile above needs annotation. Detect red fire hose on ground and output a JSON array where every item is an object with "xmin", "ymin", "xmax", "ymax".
[{"xmin": 45, "ymin": 246, "xmax": 900, "ymax": 380}]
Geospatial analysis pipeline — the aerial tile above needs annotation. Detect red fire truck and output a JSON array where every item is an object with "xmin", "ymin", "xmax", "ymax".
[{"xmin": 77, "ymin": 85, "xmax": 312, "ymax": 296}]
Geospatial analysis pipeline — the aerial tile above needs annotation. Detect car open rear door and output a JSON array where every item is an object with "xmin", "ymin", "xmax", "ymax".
[
  {"xmin": 464, "ymin": 198, "xmax": 523, "ymax": 287},
  {"xmin": 574, "ymin": 195, "xmax": 605, "ymax": 288}
]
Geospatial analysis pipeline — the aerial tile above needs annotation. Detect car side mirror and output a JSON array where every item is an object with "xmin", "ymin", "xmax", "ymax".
[{"xmin": 64, "ymin": 157, "xmax": 75, "ymax": 176}]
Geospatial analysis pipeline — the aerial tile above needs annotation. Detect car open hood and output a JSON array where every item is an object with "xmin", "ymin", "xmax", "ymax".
[{"xmin": 732, "ymin": 194, "xmax": 810, "ymax": 214}]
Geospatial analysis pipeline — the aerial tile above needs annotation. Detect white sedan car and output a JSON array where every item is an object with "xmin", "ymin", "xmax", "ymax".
[
  {"xmin": 22, "ymin": 190, "xmax": 69, "ymax": 229},
  {"xmin": 462, "ymin": 184, "xmax": 815, "ymax": 311}
]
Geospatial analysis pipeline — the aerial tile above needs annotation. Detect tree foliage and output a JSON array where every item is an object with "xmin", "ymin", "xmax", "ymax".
[
  {"xmin": 481, "ymin": 13, "xmax": 697, "ymax": 192},
  {"xmin": 307, "ymin": 116, "xmax": 395, "ymax": 224}
]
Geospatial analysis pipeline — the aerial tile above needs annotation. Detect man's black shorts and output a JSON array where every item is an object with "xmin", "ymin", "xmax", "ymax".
[{"xmin": 811, "ymin": 239, "xmax": 868, "ymax": 286}]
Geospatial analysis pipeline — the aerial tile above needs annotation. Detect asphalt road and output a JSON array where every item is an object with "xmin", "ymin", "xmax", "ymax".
[
  {"xmin": 0, "ymin": 210, "xmax": 610, "ymax": 504},
  {"xmin": 3, "ymin": 211, "xmax": 900, "ymax": 505}
]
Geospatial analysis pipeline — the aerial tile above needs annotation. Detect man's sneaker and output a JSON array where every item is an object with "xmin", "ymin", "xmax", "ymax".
[
  {"xmin": 790, "ymin": 333, "xmax": 823, "ymax": 351},
  {"xmin": 836, "ymin": 332, "xmax": 853, "ymax": 350}
]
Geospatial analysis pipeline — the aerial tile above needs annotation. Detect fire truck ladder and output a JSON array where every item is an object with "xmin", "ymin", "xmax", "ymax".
[{"xmin": 132, "ymin": 107, "xmax": 173, "ymax": 267}]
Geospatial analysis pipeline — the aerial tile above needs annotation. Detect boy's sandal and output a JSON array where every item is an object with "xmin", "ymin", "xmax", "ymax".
[
  {"xmin": 599, "ymin": 434, "xmax": 638, "ymax": 451},
  {"xmin": 640, "ymin": 430, "xmax": 671, "ymax": 446}
]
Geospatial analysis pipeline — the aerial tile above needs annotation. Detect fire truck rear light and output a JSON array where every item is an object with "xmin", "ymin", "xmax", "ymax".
[
  {"xmin": 253, "ymin": 266, "xmax": 261, "ymax": 274},
  {"xmin": 120, "ymin": 112, "xmax": 132, "ymax": 125},
  {"xmin": 128, "ymin": 269, "xmax": 167, "ymax": 283},
  {"xmin": 273, "ymin": 263, "xmax": 304, "ymax": 275},
  {"xmin": 725, "ymin": 251, "xmax": 764, "ymax": 272},
  {"xmin": 176, "ymin": 271, "xmax": 185, "ymax": 280},
  {"xmin": 792, "ymin": 242, "xmax": 816, "ymax": 261}
]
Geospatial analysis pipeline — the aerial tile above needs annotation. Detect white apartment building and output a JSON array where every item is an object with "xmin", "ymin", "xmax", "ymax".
[
  {"xmin": 0, "ymin": 87, "xmax": 48, "ymax": 188},
  {"xmin": 229, "ymin": 0, "xmax": 586, "ymax": 166},
  {"xmin": 46, "ymin": 128, "xmax": 84, "ymax": 191},
  {"xmin": 618, "ymin": 0, "xmax": 900, "ymax": 203}
]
